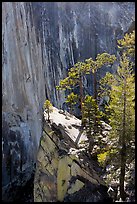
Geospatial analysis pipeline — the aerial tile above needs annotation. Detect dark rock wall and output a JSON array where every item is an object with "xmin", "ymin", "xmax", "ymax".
[{"xmin": 2, "ymin": 2, "xmax": 135, "ymax": 189}]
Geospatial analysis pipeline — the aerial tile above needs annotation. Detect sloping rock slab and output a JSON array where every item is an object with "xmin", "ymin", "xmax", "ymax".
[{"xmin": 34, "ymin": 107, "xmax": 112, "ymax": 202}]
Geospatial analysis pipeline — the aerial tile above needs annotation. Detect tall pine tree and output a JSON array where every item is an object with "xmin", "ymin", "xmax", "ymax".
[
  {"xmin": 108, "ymin": 53, "xmax": 135, "ymax": 201},
  {"xmin": 101, "ymin": 31, "xmax": 135, "ymax": 201}
]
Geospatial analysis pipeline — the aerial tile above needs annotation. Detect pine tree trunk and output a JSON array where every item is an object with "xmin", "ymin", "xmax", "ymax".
[
  {"xmin": 93, "ymin": 71, "xmax": 98, "ymax": 136},
  {"xmin": 89, "ymin": 137, "xmax": 94, "ymax": 152},
  {"xmin": 79, "ymin": 75, "xmax": 84, "ymax": 123},
  {"xmin": 88, "ymin": 114, "xmax": 94, "ymax": 152},
  {"xmin": 120, "ymin": 143, "xmax": 126, "ymax": 201},
  {"xmin": 47, "ymin": 110, "xmax": 50, "ymax": 121},
  {"xmin": 93, "ymin": 71, "xmax": 97, "ymax": 101},
  {"xmin": 120, "ymin": 80, "xmax": 126, "ymax": 201},
  {"xmin": 88, "ymin": 118, "xmax": 94, "ymax": 152}
]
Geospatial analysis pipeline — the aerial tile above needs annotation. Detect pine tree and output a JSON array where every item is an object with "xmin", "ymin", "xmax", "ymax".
[
  {"xmin": 56, "ymin": 53, "xmax": 116, "ymax": 124},
  {"xmin": 117, "ymin": 30, "xmax": 135, "ymax": 58},
  {"xmin": 98, "ymin": 31, "xmax": 135, "ymax": 201},
  {"xmin": 85, "ymin": 54, "xmax": 116, "ymax": 135},
  {"xmin": 108, "ymin": 53, "xmax": 135, "ymax": 201},
  {"xmin": 68, "ymin": 62, "xmax": 90, "ymax": 116},
  {"xmin": 82, "ymin": 95, "xmax": 102, "ymax": 152},
  {"xmin": 43, "ymin": 100, "xmax": 53, "ymax": 121},
  {"xmin": 99, "ymin": 72, "xmax": 115, "ymax": 99},
  {"xmin": 98, "ymin": 72, "xmax": 115, "ymax": 121},
  {"xmin": 65, "ymin": 92, "xmax": 79, "ymax": 114},
  {"xmin": 56, "ymin": 61, "xmax": 90, "ymax": 120},
  {"xmin": 85, "ymin": 53, "xmax": 116, "ymax": 101}
]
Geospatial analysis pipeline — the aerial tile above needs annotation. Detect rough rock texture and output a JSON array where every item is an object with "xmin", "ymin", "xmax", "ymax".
[
  {"xmin": 34, "ymin": 107, "xmax": 112, "ymax": 202},
  {"xmin": 2, "ymin": 2, "xmax": 135, "ymax": 199},
  {"xmin": 2, "ymin": 2, "xmax": 44, "ymax": 189},
  {"xmin": 2, "ymin": 167, "xmax": 35, "ymax": 202}
]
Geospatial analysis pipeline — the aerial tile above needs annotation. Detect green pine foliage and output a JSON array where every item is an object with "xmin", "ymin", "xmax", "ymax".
[
  {"xmin": 108, "ymin": 54, "xmax": 135, "ymax": 140},
  {"xmin": 99, "ymin": 72, "xmax": 115, "ymax": 99},
  {"xmin": 97, "ymin": 151, "xmax": 109, "ymax": 168},
  {"xmin": 65, "ymin": 92, "xmax": 79, "ymax": 114},
  {"xmin": 97, "ymin": 148, "xmax": 118, "ymax": 168},
  {"xmin": 108, "ymin": 53, "xmax": 134, "ymax": 201},
  {"xmin": 85, "ymin": 53, "xmax": 116, "ymax": 74},
  {"xmin": 56, "ymin": 62, "xmax": 89, "ymax": 91},
  {"xmin": 100, "ymin": 31, "xmax": 135, "ymax": 201},
  {"xmin": 56, "ymin": 53, "xmax": 116, "ymax": 122},
  {"xmin": 82, "ymin": 95, "xmax": 103, "ymax": 152},
  {"xmin": 43, "ymin": 100, "xmax": 53, "ymax": 121},
  {"xmin": 117, "ymin": 30, "xmax": 135, "ymax": 58},
  {"xmin": 85, "ymin": 53, "xmax": 116, "ymax": 100},
  {"xmin": 56, "ymin": 61, "xmax": 91, "ymax": 119},
  {"xmin": 55, "ymin": 31, "xmax": 134, "ymax": 201}
]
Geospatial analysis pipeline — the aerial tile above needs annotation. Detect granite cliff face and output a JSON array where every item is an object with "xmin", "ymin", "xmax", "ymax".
[{"xmin": 2, "ymin": 2, "xmax": 135, "ymax": 199}]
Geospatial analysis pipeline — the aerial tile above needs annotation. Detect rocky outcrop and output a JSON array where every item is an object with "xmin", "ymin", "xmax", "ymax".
[
  {"xmin": 2, "ymin": 2, "xmax": 135, "ymax": 200},
  {"xmin": 34, "ymin": 107, "xmax": 112, "ymax": 202}
]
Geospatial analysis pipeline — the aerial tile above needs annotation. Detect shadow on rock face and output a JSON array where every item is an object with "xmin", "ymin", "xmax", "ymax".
[
  {"xmin": 2, "ymin": 169, "xmax": 35, "ymax": 202},
  {"xmin": 64, "ymin": 177, "xmax": 113, "ymax": 202}
]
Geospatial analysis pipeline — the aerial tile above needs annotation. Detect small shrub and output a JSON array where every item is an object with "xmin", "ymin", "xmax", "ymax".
[
  {"xmin": 97, "ymin": 151, "xmax": 109, "ymax": 167},
  {"xmin": 43, "ymin": 100, "xmax": 53, "ymax": 121}
]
